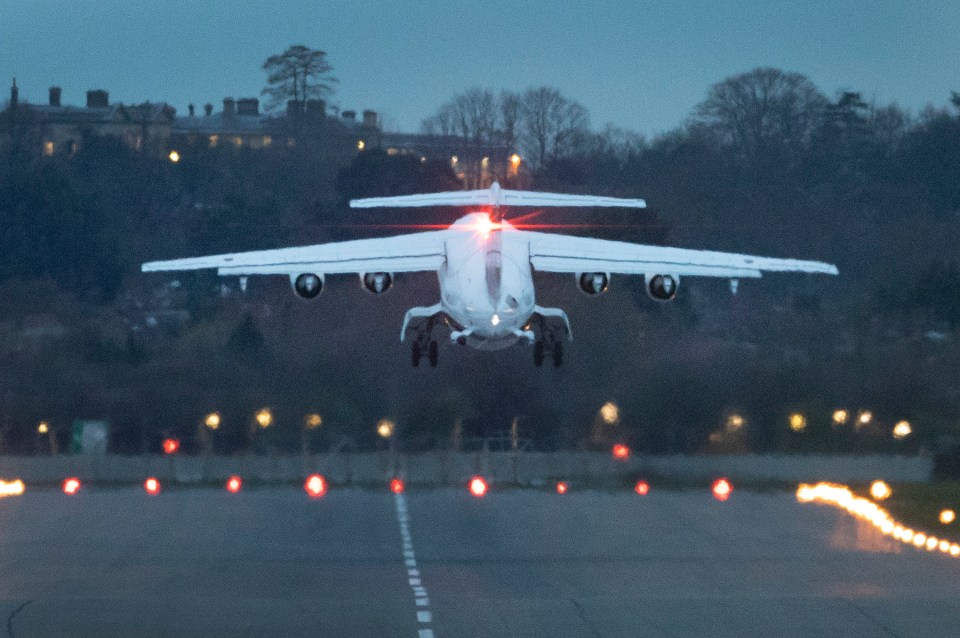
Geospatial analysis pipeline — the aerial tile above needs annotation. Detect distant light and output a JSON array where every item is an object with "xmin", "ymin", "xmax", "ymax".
[
  {"xmin": 726, "ymin": 414, "xmax": 745, "ymax": 432},
  {"xmin": 377, "ymin": 419, "xmax": 395, "ymax": 439},
  {"xmin": 304, "ymin": 474, "xmax": 327, "ymax": 498},
  {"xmin": 305, "ymin": 413, "xmax": 323, "ymax": 429},
  {"xmin": 468, "ymin": 476, "xmax": 488, "ymax": 497},
  {"xmin": 491, "ymin": 313, "xmax": 500, "ymax": 326},
  {"xmin": 634, "ymin": 480, "xmax": 650, "ymax": 496},
  {"xmin": 870, "ymin": 480, "xmax": 891, "ymax": 501},
  {"xmin": 612, "ymin": 444, "xmax": 630, "ymax": 460},
  {"xmin": 556, "ymin": 481, "xmax": 569, "ymax": 494},
  {"xmin": 510, "ymin": 153, "xmax": 521, "ymax": 166},
  {"xmin": 892, "ymin": 421, "xmax": 912, "ymax": 440},
  {"xmin": 162, "ymin": 438, "xmax": 180, "ymax": 454},
  {"xmin": 789, "ymin": 413, "xmax": 807, "ymax": 432},
  {"xmin": 0, "ymin": 480, "xmax": 25, "ymax": 497},
  {"xmin": 226, "ymin": 476, "xmax": 242, "ymax": 493},
  {"xmin": 941, "ymin": 509, "xmax": 956, "ymax": 525},
  {"xmin": 600, "ymin": 402, "xmax": 620, "ymax": 425},
  {"xmin": 390, "ymin": 478, "xmax": 405, "ymax": 494},
  {"xmin": 832, "ymin": 409, "xmax": 849, "ymax": 425},
  {"xmin": 451, "ymin": 155, "xmax": 458, "ymax": 165},
  {"xmin": 857, "ymin": 410, "xmax": 873, "ymax": 426},
  {"xmin": 62, "ymin": 477, "xmax": 81, "ymax": 495},
  {"xmin": 144, "ymin": 477, "xmax": 161, "ymax": 495},
  {"xmin": 168, "ymin": 150, "xmax": 180, "ymax": 163},
  {"xmin": 255, "ymin": 408, "xmax": 273, "ymax": 428},
  {"xmin": 37, "ymin": 421, "xmax": 49, "ymax": 435},
  {"xmin": 204, "ymin": 412, "xmax": 221, "ymax": 430},
  {"xmin": 357, "ymin": 140, "xmax": 365, "ymax": 150},
  {"xmin": 712, "ymin": 478, "xmax": 733, "ymax": 501}
]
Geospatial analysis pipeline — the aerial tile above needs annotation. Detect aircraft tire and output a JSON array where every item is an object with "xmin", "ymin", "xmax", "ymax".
[
  {"xmin": 553, "ymin": 341, "xmax": 563, "ymax": 367},
  {"xmin": 428, "ymin": 341, "xmax": 439, "ymax": 367},
  {"xmin": 412, "ymin": 342, "xmax": 421, "ymax": 367},
  {"xmin": 534, "ymin": 341, "xmax": 544, "ymax": 367}
]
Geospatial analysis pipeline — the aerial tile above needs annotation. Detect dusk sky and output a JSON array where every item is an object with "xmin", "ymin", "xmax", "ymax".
[{"xmin": 2, "ymin": 1, "xmax": 958, "ymax": 136}]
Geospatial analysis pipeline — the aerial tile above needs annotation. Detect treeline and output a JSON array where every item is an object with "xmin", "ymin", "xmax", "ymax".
[{"xmin": 0, "ymin": 68, "xmax": 959, "ymax": 455}]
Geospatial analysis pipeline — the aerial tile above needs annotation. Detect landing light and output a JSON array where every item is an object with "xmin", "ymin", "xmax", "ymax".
[
  {"xmin": 144, "ymin": 477, "xmax": 161, "ymax": 495},
  {"xmin": 475, "ymin": 214, "xmax": 499, "ymax": 238},
  {"xmin": 469, "ymin": 476, "xmax": 488, "ymax": 497},
  {"xmin": 304, "ymin": 474, "xmax": 327, "ymax": 498},
  {"xmin": 634, "ymin": 480, "xmax": 650, "ymax": 496},
  {"xmin": 63, "ymin": 477, "xmax": 81, "ymax": 495},
  {"xmin": 491, "ymin": 314, "xmax": 500, "ymax": 326},
  {"xmin": 390, "ymin": 478, "xmax": 405, "ymax": 494},
  {"xmin": 226, "ymin": 475, "xmax": 242, "ymax": 493},
  {"xmin": 712, "ymin": 478, "xmax": 733, "ymax": 501}
]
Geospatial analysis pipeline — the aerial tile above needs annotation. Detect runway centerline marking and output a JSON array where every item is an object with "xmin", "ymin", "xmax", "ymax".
[{"xmin": 394, "ymin": 492, "xmax": 435, "ymax": 638}]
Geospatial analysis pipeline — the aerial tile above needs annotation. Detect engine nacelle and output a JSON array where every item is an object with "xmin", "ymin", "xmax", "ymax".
[
  {"xmin": 361, "ymin": 272, "xmax": 393, "ymax": 294},
  {"xmin": 291, "ymin": 273, "xmax": 324, "ymax": 300},
  {"xmin": 646, "ymin": 274, "xmax": 679, "ymax": 301},
  {"xmin": 578, "ymin": 272, "xmax": 610, "ymax": 295}
]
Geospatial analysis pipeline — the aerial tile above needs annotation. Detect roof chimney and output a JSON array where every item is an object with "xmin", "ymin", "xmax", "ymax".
[
  {"xmin": 305, "ymin": 99, "xmax": 326, "ymax": 118},
  {"xmin": 188, "ymin": 103, "xmax": 195, "ymax": 117},
  {"xmin": 49, "ymin": 86, "xmax": 61, "ymax": 107},
  {"xmin": 10, "ymin": 78, "xmax": 18, "ymax": 107},
  {"xmin": 223, "ymin": 97, "xmax": 235, "ymax": 116},
  {"xmin": 236, "ymin": 98, "xmax": 259, "ymax": 116},
  {"xmin": 204, "ymin": 103, "xmax": 213, "ymax": 116},
  {"xmin": 342, "ymin": 110, "xmax": 356, "ymax": 122},
  {"xmin": 287, "ymin": 100, "xmax": 304, "ymax": 117},
  {"xmin": 362, "ymin": 110, "xmax": 378, "ymax": 129},
  {"xmin": 86, "ymin": 89, "xmax": 109, "ymax": 108}
]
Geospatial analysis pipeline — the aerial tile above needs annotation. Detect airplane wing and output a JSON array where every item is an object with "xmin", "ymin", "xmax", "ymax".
[
  {"xmin": 520, "ymin": 231, "xmax": 838, "ymax": 278},
  {"xmin": 142, "ymin": 230, "xmax": 448, "ymax": 276},
  {"xmin": 350, "ymin": 181, "xmax": 646, "ymax": 209}
]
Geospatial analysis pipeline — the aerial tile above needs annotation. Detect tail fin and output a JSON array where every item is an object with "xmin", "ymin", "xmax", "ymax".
[{"xmin": 349, "ymin": 181, "xmax": 646, "ymax": 210}]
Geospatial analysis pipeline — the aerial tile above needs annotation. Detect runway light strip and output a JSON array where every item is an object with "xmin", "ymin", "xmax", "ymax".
[
  {"xmin": 0, "ymin": 480, "xmax": 24, "ymax": 497},
  {"xmin": 796, "ymin": 482, "xmax": 960, "ymax": 558},
  {"xmin": 394, "ymin": 492, "xmax": 434, "ymax": 638}
]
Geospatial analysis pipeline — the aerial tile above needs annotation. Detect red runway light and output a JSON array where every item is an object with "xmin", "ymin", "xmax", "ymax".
[
  {"xmin": 612, "ymin": 444, "xmax": 630, "ymax": 460},
  {"xmin": 144, "ymin": 477, "xmax": 161, "ymax": 495},
  {"xmin": 62, "ymin": 477, "xmax": 81, "ymax": 495},
  {"xmin": 304, "ymin": 474, "xmax": 327, "ymax": 498},
  {"xmin": 469, "ymin": 476, "xmax": 488, "ymax": 497},
  {"xmin": 634, "ymin": 480, "xmax": 650, "ymax": 496},
  {"xmin": 162, "ymin": 438, "xmax": 180, "ymax": 454},
  {"xmin": 390, "ymin": 478, "xmax": 405, "ymax": 494},
  {"xmin": 712, "ymin": 478, "xmax": 733, "ymax": 501},
  {"xmin": 556, "ymin": 481, "xmax": 569, "ymax": 494},
  {"xmin": 226, "ymin": 475, "xmax": 242, "ymax": 493}
]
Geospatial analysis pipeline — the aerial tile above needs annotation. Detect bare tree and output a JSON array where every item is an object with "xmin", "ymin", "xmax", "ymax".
[
  {"xmin": 694, "ymin": 68, "xmax": 827, "ymax": 158},
  {"xmin": 520, "ymin": 86, "xmax": 590, "ymax": 167},
  {"xmin": 261, "ymin": 45, "xmax": 337, "ymax": 112}
]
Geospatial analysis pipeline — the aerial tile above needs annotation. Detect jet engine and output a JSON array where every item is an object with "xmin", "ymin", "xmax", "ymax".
[
  {"xmin": 361, "ymin": 272, "xmax": 394, "ymax": 294},
  {"xmin": 291, "ymin": 273, "xmax": 324, "ymax": 299},
  {"xmin": 577, "ymin": 272, "xmax": 610, "ymax": 295},
  {"xmin": 646, "ymin": 274, "xmax": 678, "ymax": 301}
]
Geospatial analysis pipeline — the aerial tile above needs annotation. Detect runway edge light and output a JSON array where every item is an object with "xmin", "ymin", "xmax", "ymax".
[
  {"xmin": 634, "ymin": 480, "xmax": 650, "ymax": 496},
  {"xmin": 469, "ymin": 476, "xmax": 488, "ymax": 497},
  {"xmin": 62, "ymin": 477, "xmax": 81, "ymax": 495},
  {"xmin": 390, "ymin": 478, "xmax": 405, "ymax": 494},
  {"xmin": 226, "ymin": 475, "xmax": 242, "ymax": 493},
  {"xmin": 712, "ymin": 478, "xmax": 733, "ymax": 501},
  {"xmin": 144, "ymin": 477, "xmax": 161, "ymax": 495},
  {"xmin": 304, "ymin": 474, "xmax": 327, "ymax": 498}
]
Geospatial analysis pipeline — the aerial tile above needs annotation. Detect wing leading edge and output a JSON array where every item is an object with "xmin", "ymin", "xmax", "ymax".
[
  {"xmin": 141, "ymin": 231, "xmax": 448, "ymax": 276},
  {"xmin": 519, "ymin": 231, "xmax": 838, "ymax": 278},
  {"xmin": 349, "ymin": 181, "xmax": 646, "ymax": 209}
]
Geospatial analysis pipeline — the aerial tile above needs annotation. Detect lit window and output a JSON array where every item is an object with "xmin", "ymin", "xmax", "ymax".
[
  {"xmin": 481, "ymin": 156, "xmax": 489, "ymax": 167},
  {"xmin": 233, "ymin": 136, "xmax": 243, "ymax": 147},
  {"xmin": 287, "ymin": 137, "xmax": 296, "ymax": 147},
  {"xmin": 451, "ymin": 155, "xmax": 458, "ymax": 165},
  {"xmin": 387, "ymin": 147, "xmax": 399, "ymax": 156},
  {"xmin": 43, "ymin": 141, "xmax": 54, "ymax": 156},
  {"xmin": 208, "ymin": 135, "xmax": 219, "ymax": 148},
  {"xmin": 262, "ymin": 135, "xmax": 272, "ymax": 147},
  {"xmin": 357, "ymin": 140, "xmax": 365, "ymax": 150}
]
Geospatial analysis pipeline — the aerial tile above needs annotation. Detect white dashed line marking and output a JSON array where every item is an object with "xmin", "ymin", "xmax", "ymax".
[{"xmin": 394, "ymin": 492, "xmax": 435, "ymax": 637}]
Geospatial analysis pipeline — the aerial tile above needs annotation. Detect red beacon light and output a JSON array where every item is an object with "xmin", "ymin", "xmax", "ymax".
[
  {"xmin": 226, "ymin": 475, "xmax": 242, "ymax": 493},
  {"xmin": 162, "ymin": 438, "xmax": 180, "ymax": 454},
  {"xmin": 144, "ymin": 477, "xmax": 161, "ymax": 495},
  {"xmin": 612, "ymin": 444, "xmax": 630, "ymax": 461},
  {"xmin": 712, "ymin": 478, "xmax": 733, "ymax": 502},
  {"xmin": 304, "ymin": 474, "xmax": 327, "ymax": 498},
  {"xmin": 62, "ymin": 477, "xmax": 81, "ymax": 495},
  {"xmin": 389, "ymin": 478, "xmax": 405, "ymax": 494},
  {"xmin": 468, "ymin": 476, "xmax": 488, "ymax": 497},
  {"xmin": 634, "ymin": 480, "xmax": 650, "ymax": 496}
]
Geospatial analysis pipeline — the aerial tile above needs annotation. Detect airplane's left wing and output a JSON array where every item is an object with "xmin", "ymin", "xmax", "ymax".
[
  {"xmin": 142, "ymin": 230, "xmax": 448, "ymax": 276},
  {"xmin": 519, "ymin": 231, "xmax": 838, "ymax": 278}
]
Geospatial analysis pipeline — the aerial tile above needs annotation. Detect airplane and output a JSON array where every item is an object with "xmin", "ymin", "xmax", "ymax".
[{"xmin": 142, "ymin": 181, "xmax": 838, "ymax": 367}]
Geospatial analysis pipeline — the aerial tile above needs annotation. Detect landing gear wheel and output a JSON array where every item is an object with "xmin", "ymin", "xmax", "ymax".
[
  {"xmin": 411, "ymin": 342, "xmax": 421, "ymax": 367},
  {"xmin": 428, "ymin": 341, "xmax": 439, "ymax": 367},
  {"xmin": 534, "ymin": 341, "xmax": 544, "ymax": 367},
  {"xmin": 553, "ymin": 341, "xmax": 563, "ymax": 367}
]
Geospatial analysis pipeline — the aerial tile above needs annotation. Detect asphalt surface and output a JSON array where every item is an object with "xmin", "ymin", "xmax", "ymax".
[{"xmin": 0, "ymin": 486, "xmax": 958, "ymax": 637}]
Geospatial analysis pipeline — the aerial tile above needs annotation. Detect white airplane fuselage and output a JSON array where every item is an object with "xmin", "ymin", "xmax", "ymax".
[{"xmin": 438, "ymin": 214, "xmax": 535, "ymax": 350}]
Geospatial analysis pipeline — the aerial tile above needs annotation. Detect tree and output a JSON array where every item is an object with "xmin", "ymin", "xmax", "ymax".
[
  {"xmin": 520, "ymin": 86, "xmax": 589, "ymax": 167},
  {"xmin": 261, "ymin": 45, "xmax": 337, "ymax": 112}
]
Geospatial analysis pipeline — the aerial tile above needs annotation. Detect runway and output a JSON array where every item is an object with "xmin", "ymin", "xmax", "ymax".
[{"xmin": 0, "ymin": 486, "xmax": 957, "ymax": 637}]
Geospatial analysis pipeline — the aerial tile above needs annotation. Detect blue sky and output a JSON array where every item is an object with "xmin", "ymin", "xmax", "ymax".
[{"xmin": 2, "ymin": 1, "xmax": 958, "ymax": 135}]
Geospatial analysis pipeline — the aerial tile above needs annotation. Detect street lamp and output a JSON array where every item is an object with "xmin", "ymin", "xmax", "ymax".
[
  {"xmin": 255, "ymin": 408, "xmax": 273, "ymax": 429},
  {"xmin": 168, "ymin": 150, "xmax": 180, "ymax": 163},
  {"xmin": 832, "ymin": 409, "xmax": 849, "ymax": 425},
  {"xmin": 377, "ymin": 419, "xmax": 395, "ymax": 439},
  {"xmin": 204, "ymin": 412, "xmax": 221, "ymax": 430},
  {"xmin": 892, "ymin": 421, "xmax": 912, "ymax": 440},
  {"xmin": 305, "ymin": 413, "xmax": 322, "ymax": 429},
  {"xmin": 599, "ymin": 402, "xmax": 620, "ymax": 425},
  {"xmin": 37, "ymin": 421, "xmax": 49, "ymax": 435},
  {"xmin": 789, "ymin": 413, "xmax": 807, "ymax": 432}
]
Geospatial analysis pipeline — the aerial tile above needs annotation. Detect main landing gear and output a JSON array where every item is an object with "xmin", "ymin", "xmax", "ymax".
[
  {"xmin": 411, "ymin": 340, "xmax": 440, "ymax": 367},
  {"xmin": 533, "ymin": 339, "xmax": 563, "ymax": 367}
]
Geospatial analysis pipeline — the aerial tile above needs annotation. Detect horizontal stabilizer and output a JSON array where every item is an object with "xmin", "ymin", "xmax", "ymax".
[{"xmin": 350, "ymin": 181, "xmax": 646, "ymax": 209}]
